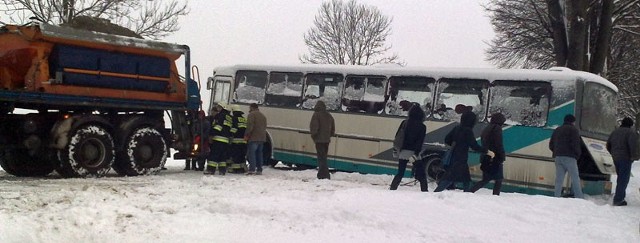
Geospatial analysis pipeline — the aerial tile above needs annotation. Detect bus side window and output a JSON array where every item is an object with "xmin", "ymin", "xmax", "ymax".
[
  {"xmin": 265, "ymin": 72, "xmax": 303, "ymax": 108},
  {"xmin": 488, "ymin": 80, "xmax": 551, "ymax": 127},
  {"xmin": 385, "ymin": 76, "xmax": 435, "ymax": 117},
  {"xmin": 302, "ymin": 73, "xmax": 343, "ymax": 111},
  {"xmin": 341, "ymin": 76, "xmax": 386, "ymax": 114},
  {"xmin": 234, "ymin": 70, "xmax": 267, "ymax": 104},
  {"xmin": 434, "ymin": 78, "xmax": 488, "ymax": 122}
]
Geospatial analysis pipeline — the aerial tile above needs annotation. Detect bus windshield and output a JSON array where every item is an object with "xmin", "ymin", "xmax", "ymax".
[{"xmin": 580, "ymin": 82, "xmax": 617, "ymax": 136}]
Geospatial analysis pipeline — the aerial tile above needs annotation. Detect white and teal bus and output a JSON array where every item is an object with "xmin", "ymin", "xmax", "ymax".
[{"xmin": 207, "ymin": 64, "xmax": 618, "ymax": 195}]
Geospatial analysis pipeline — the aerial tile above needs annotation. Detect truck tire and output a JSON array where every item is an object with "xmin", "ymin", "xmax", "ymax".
[
  {"xmin": 0, "ymin": 149, "xmax": 55, "ymax": 177},
  {"xmin": 114, "ymin": 127, "xmax": 167, "ymax": 176},
  {"xmin": 57, "ymin": 125, "xmax": 115, "ymax": 178}
]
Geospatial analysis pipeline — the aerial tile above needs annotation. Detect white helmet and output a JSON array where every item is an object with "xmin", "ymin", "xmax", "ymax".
[
  {"xmin": 216, "ymin": 102, "xmax": 229, "ymax": 111},
  {"xmin": 231, "ymin": 104, "xmax": 241, "ymax": 112}
]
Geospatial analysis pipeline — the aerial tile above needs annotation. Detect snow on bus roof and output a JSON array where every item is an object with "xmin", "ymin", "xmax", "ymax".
[{"xmin": 213, "ymin": 64, "xmax": 617, "ymax": 92}]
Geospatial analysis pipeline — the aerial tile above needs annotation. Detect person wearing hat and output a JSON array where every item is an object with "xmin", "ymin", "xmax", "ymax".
[
  {"xmin": 606, "ymin": 117, "xmax": 639, "ymax": 206},
  {"xmin": 309, "ymin": 100, "xmax": 335, "ymax": 180},
  {"xmin": 205, "ymin": 103, "xmax": 233, "ymax": 175},
  {"xmin": 229, "ymin": 105, "xmax": 248, "ymax": 173},
  {"xmin": 548, "ymin": 114, "xmax": 584, "ymax": 198},
  {"xmin": 434, "ymin": 109, "xmax": 495, "ymax": 192},
  {"xmin": 470, "ymin": 112, "xmax": 506, "ymax": 195}
]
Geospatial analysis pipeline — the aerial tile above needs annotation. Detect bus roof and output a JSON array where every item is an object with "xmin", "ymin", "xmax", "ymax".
[{"xmin": 212, "ymin": 64, "xmax": 617, "ymax": 92}]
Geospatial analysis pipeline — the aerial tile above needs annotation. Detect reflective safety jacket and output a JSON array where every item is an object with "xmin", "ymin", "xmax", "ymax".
[
  {"xmin": 209, "ymin": 109, "xmax": 233, "ymax": 144},
  {"xmin": 231, "ymin": 110, "xmax": 247, "ymax": 144}
]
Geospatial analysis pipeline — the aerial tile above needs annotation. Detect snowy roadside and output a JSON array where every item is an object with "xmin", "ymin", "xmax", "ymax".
[{"xmin": 1, "ymin": 160, "xmax": 639, "ymax": 243}]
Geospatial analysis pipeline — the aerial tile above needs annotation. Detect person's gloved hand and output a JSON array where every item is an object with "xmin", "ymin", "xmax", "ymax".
[
  {"xmin": 486, "ymin": 150, "xmax": 495, "ymax": 159},
  {"xmin": 408, "ymin": 155, "xmax": 419, "ymax": 164}
]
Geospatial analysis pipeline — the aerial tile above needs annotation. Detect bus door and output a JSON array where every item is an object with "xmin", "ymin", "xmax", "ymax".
[{"xmin": 208, "ymin": 76, "xmax": 232, "ymax": 109}]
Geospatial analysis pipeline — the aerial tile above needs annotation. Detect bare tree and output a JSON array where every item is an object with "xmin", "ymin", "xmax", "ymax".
[
  {"xmin": 300, "ymin": 0, "xmax": 400, "ymax": 65},
  {"xmin": 486, "ymin": 0, "xmax": 639, "ymax": 71},
  {"xmin": 0, "ymin": 0, "xmax": 188, "ymax": 40},
  {"xmin": 485, "ymin": 0, "xmax": 640, "ymax": 118}
]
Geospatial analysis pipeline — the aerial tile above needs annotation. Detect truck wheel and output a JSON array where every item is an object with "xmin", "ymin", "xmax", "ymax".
[
  {"xmin": 57, "ymin": 125, "xmax": 115, "ymax": 178},
  {"xmin": 115, "ymin": 127, "xmax": 167, "ymax": 176},
  {"xmin": 0, "ymin": 149, "xmax": 55, "ymax": 177}
]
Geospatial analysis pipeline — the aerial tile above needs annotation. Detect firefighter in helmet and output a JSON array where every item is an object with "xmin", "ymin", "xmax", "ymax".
[
  {"xmin": 229, "ymin": 104, "xmax": 248, "ymax": 173},
  {"xmin": 205, "ymin": 103, "xmax": 233, "ymax": 175}
]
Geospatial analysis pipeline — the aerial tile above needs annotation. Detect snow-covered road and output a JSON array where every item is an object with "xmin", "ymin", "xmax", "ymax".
[{"xmin": 1, "ymin": 160, "xmax": 639, "ymax": 243}]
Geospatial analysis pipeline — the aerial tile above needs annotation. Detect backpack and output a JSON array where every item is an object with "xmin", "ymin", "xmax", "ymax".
[{"xmin": 393, "ymin": 120, "xmax": 408, "ymax": 153}]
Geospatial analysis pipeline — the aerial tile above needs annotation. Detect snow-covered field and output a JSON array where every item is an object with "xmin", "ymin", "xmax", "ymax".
[{"xmin": 1, "ymin": 159, "xmax": 639, "ymax": 243}]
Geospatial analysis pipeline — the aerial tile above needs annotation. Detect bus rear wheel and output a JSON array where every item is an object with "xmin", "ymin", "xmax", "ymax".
[
  {"xmin": 424, "ymin": 155, "xmax": 446, "ymax": 182},
  {"xmin": 57, "ymin": 125, "xmax": 115, "ymax": 178}
]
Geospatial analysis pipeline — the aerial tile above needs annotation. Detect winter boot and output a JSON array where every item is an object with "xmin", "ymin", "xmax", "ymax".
[
  {"xmin": 389, "ymin": 175, "xmax": 402, "ymax": 190},
  {"xmin": 191, "ymin": 160, "xmax": 197, "ymax": 170},
  {"xmin": 197, "ymin": 159, "xmax": 206, "ymax": 171},
  {"xmin": 219, "ymin": 162, "xmax": 227, "ymax": 175},
  {"xmin": 204, "ymin": 162, "xmax": 218, "ymax": 175},
  {"xmin": 419, "ymin": 180, "xmax": 428, "ymax": 192},
  {"xmin": 492, "ymin": 180, "xmax": 502, "ymax": 196},
  {"xmin": 204, "ymin": 164, "xmax": 216, "ymax": 175}
]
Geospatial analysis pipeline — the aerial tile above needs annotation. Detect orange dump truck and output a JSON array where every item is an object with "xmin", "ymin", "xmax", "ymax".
[{"xmin": 0, "ymin": 22, "xmax": 202, "ymax": 177}]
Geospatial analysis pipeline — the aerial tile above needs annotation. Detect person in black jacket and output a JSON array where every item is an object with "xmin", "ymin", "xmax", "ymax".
[
  {"xmin": 548, "ymin": 114, "xmax": 583, "ymax": 198},
  {"xmin": 435, "ymin": 111, "xmax": 494, "ymax": 192},
  {"xmin": 389, "ymin": 104, "xmax": 427, "ymax": 191},
  {"xmin": 606, "ymin": 117, "xmax": 639, "ymax": 206},
  {"xmin": 470, "ymin": 113, "xmax": 506, "ymax": 195}
]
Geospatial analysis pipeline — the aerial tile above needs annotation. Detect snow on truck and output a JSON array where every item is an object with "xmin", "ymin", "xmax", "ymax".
[{"xmin": 0, "ymin": 22, "xmax": 202, "ymax": 177}]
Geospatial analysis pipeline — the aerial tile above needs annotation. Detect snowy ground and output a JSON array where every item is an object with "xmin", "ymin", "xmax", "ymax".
[{"xmin": 1, "ymin": 160, "xmax": 639, "ymax": 243}]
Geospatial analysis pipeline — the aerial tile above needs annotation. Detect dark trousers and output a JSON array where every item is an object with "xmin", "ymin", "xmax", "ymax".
[
  {"xmin": 390, "ymin": 159, "xmax": 428, "ymax": 191},
  {"xmin": 613, "ymin": 160, "xmax": 632, "ymax": 203},
  {"xmin": 315, "ymin": 143, "xmax": 330, "ymax": 179},
  {"xmin": 470, "ymin": 165, "xmax": 504, "ymax": 195},
  {"xmin": 435, "ymin": 180, "xmax": 470, "ymax": 192},
  {"xmin": 470, "ymin": 179, "xmax": 503, "ymax": 195}
]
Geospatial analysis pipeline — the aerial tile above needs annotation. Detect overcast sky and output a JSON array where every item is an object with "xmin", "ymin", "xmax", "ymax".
[
  {"xmin": 164, "ymin": 0, "xmax": 496, "ymax": 79},
  {"xmin": 0, "ymin": 0, "xmax": 496, "ymax": 80}
]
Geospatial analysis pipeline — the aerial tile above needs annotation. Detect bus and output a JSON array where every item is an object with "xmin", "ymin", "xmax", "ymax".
[{"xmin": 207, "ymin": 64, "xmax": 618, "ymax": 196}]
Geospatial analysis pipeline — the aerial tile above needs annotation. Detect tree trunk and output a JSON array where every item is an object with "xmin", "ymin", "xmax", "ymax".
[
  {"xmin": 566, "ymin": 0, "xmax": 589, "ymax": 71},
  {"xmin": 546, "ymin": 0, "xmax": 568, "ymax": 66},
  {"xmin": 590, "ymin": 0, "xmax": 614, "ymax": 75}
]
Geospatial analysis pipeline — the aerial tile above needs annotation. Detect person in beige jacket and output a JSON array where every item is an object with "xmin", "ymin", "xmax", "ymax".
[
  {"xmin": 309, "ymin": 101, "xmax": 335, "ymax": 179},
  {"xmin": 244, "ymin": 103, "xmax": 267, "ymax": 175}
]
